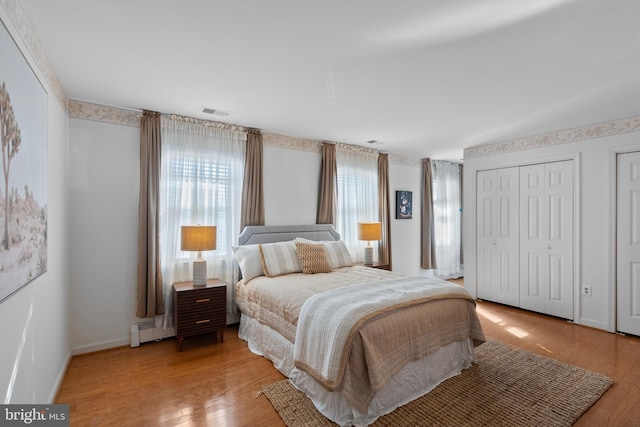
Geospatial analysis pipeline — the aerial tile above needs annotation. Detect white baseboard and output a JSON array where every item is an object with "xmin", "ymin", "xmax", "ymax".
[
  {"xmin": 48, "ymin": 350, "xmax": 72, "ymax": 403},
  {"xmin": 72, "ymin": 317, "xmax": 239, "ymax": 355},
  {"xmin": 578, "ymin": 317, "xmax": 608, "ymax": 331},
  {"xmin": 71, "ymin": 337, "xmax": 129, "ymax": 355}
]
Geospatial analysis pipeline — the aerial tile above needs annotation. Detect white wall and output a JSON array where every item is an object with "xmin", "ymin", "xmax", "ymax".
[
  {"xmin": 389, "ymin": 162, "xmax": 422, "ymax": 276},
  {"xmin": 0, "ymin": 9, "xmax": 70, "ymax": 403},
  {"xmin": 68, "ymin": 118, "xmax": 140, "ymax": 352},
  {"xmin": 464, "ymin": 130, "xmax": 640, "ymax": 332},
  {"xmin": 264, "ymin": 146, "xmax": 320, "ymax": 225}
]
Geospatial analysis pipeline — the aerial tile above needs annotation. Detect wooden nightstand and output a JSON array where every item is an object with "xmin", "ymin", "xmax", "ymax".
[
  {"xmin": 173, "ymin": 279, "xmax": 226, "ymax": 351},
  {"xmin": 356, "ymin": 262, "xmax": 391, "ymax": 271}
]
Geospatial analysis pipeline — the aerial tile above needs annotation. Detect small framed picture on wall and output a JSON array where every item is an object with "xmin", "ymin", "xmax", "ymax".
[{"xmin": 396, "ymin": 191, "xmax": 412, "ymax": 219}]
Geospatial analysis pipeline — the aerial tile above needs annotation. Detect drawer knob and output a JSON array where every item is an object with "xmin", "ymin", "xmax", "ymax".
[
  {"xmin": 196, "ymin": 298, "xmax": 211, "ymax": 303},
  {"xmin": 196, "ymin": 319, "xmax": 210, "ymax": 325}
]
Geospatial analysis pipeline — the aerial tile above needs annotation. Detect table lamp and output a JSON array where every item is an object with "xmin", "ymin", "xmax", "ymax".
[
  {"xmin": 181, "ymin": 225, "xmax": 216, "ymax": 286},
  {"xmin": 358, "ymin": 222, "xmax": 382, "ymax": 266}
]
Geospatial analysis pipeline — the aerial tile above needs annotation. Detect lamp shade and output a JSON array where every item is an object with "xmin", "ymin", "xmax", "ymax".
[
  {"xmin": 181, "ymin": 226, "xmax": 217, "ymax": 252},
  {"xmin": 358, "ymin": 222, "xmax": 382, "ymax": 241}
]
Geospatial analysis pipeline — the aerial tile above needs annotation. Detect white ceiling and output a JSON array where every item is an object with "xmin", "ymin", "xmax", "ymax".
[{"xmin": 18, "ymin": 0, "xmax": 640, "ymax": 160}]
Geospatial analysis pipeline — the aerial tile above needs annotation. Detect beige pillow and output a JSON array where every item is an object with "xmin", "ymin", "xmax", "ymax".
[
  {"xmin": 295, "ymin": 242, "xmax": 332, "ymax": 274},
  {"xmin": 259, "ymin": 240, "xmax": 302, "ymax": 277}
]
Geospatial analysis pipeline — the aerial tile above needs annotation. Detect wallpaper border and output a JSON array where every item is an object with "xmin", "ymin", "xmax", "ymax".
[
  {"xmin": 67, "ymin": 100, "xmax": 142, "ymax": 127},
  {"xmin": 0, "ymin": 0, "xmax": 66, "ymax": 107},
  {"xmin": 65, "ymin": 99, "xmax": 640, "ymax": 167},
  {"xmin": 464, "ymin": 115, "xmax": 640, "ymax": 159},
  {"xmin": 263, "ymin": 133, "xmax": 321, "ymax": 152}
]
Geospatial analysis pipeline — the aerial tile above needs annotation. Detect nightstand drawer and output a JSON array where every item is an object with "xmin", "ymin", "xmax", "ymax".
[
  {"xmin": 176, "ymin": 287, "xmax": 225, "ymax": 310},
  {"xmin": 177, "ymin": 314, "xmax": 225, "ymax": 336},
  {"xmin": 176, "ymin": 308, "xmax": 225, "ymax": 329}
]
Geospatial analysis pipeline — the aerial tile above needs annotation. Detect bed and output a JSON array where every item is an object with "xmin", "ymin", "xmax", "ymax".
[{"xmin": 234, "ymin": 224, "xmax": 485, "ymax": 426}]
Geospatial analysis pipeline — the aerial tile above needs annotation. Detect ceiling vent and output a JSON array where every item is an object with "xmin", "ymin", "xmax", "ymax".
[
  {"xmin": 202, "ymin": 108, "xmax": 229, "ymax": 117},
  {"xmin": 366, "ymin": 140, "xmax": 384, "ymax": 146}
]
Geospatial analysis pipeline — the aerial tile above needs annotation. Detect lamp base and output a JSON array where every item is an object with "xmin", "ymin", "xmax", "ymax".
[
  {"xmin": 192, "ymin": 259, "xmax": 207, "ymax": 286},
  {"xmin": 364, "ymin": 246, "xmax": 373, "ymax": 266}
]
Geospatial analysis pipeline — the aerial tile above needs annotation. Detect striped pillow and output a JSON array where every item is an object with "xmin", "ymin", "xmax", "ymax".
[
  {"xmin": 295, "ymin": 238, "xmax": 353, "ymax": 269},
  {"xmin": 295, "ymin": 242, "xmax": 332, "ymax": 274},
  {"xmin": 322, "ymin": 240, "xmax": 354, "ymax": 268},
  {"xmin": 259, "ymin": 240, "xmax": 302, "ymax": 277}
]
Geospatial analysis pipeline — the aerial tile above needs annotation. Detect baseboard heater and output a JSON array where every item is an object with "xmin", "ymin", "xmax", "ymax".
[{"xmin": 130, "ymin": 320, "xmax": 174, "ymax": 347}]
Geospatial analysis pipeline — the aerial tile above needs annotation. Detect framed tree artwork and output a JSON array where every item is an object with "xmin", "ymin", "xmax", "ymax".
[
  {"xmin": 396, "ymin": 190, "xmax": 412, "ymax": 219},
  {"xmin": 0, "ymin": 20, "xmax": 48, "ymax": 303}
]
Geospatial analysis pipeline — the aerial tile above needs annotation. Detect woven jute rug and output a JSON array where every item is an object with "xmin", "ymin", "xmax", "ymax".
[{"xmin": 261, "ymin": 340, "xmax": 613, "ymax": 426}]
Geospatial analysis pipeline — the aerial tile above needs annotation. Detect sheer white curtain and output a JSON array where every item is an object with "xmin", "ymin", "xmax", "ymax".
[
  {"xmin": 158, "ymin": 116, "xmax": 246, "ymax": 329},
  {"xmin": 432, "ymin": 160, "xmax": 463, "ymax": 278},
  {"xmin": 336, "ymin": 144, "xmax": 379, "ymax": 263}
]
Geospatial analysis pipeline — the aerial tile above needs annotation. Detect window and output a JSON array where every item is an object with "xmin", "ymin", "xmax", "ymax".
[
  {"xmin": 166, "ymin": 151, "xmax": 239, "ymax": 260},
  {"xmin": 431, "ymin": 160, "xmax": 462, "ymax": 278},
  {"xmin": 159, "ymin": 117, "xmax": 246, "ymax": 325},
  {"xmin": 335, "ymin": 145, "xmax": 379, "ymax": 262}
]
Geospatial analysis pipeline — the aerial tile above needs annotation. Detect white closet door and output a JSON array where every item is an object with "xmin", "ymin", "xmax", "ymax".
[
  {"xmin": 519, "ymin": 161, "xmax": 573, "ymax": 319},
  {"xmin": 477, "ymin": 167, "xmax": 519, "ymax": 306},
  {"xmin": 617, "ymin": 152, "xmax": 640, "ymax": 336}
]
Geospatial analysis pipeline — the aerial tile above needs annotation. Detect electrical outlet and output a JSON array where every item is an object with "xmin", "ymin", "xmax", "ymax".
[{"xmin": 582, "ymin": 285, "xmax": 592, "ymax": 297}]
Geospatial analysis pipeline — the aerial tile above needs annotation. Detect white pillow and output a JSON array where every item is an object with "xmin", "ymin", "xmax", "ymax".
[
  {"xmin": 259, "ymin": 240, "xmax": 302, "ymax": 277},
  {"xmin": 323, "ymin": 240, "xmax": 354, "ymax": 268},
  {"xmin": 232, "ymin": 244, "xmax": 264, "ymax": 283},
  {"xmin": 295, "ymin": 238, "xmax": 353, "ymax": 269}
]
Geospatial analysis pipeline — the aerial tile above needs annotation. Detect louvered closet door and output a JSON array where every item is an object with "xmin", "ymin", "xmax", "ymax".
[
  {"xmin": 477, "ymin": 167, "xmax": 519, "ymax": 306},
  {"xmin": 617, "ymin": 152, "xmax": 640, "ymax": 336},
  {"xmin": 519, "ymin": 161, "xmax": 573, "ymax": 319}
]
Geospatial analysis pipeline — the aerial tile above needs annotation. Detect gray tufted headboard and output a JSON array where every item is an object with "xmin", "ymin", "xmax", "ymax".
[{"xmin": 238, "ymin": 224, "xmax": 340, "ymax": 245}]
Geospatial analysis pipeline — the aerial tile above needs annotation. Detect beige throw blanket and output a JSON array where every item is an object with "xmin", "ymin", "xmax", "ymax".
[{"xmin": 293, "ymin": 276, "xmax": 484, "ymax": 410}]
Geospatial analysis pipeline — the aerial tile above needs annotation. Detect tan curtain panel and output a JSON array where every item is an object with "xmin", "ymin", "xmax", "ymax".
[
  {"xmin": 421, "ymin": 158, "xmax": 437, "ymax": 269},
  {"xmin": 459, "ymin": 164, "xmax": 464, "ymax": 265},
  {"xmin": 136, "ymin": 111, "xmax": 164, "ymax": 318},
  {"xmin": 378, "ymin": 153, "xmax": 392, "ymax": 268},
  {"xmin": 316, "ymin": 142, "xmax": 337, "ymax": 225},
  {"xmin": 241, "ymin": 129, "xmax": 265, "ymax": 230}
]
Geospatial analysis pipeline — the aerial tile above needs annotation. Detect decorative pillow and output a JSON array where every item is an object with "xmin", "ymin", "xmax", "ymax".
[
  {"xmin": 232, "ymin": 244, "xmax": 264, "ymax": 283},
  {"xmin": 259, "ymin": 240, "xmax": 302, "ymax": 277},
  {"xmin": 295, "ymin": 242, "xmax": 332, "ymax": 274},
  {"xmin": 295, "ymin": 238, "xmax": 353, "ymax": 269},
  {"xmin": 322, "ymin": 240, "xmax": 354, "ymax": 269}
]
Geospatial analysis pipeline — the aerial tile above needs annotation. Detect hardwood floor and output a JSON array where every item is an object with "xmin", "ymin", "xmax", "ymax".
[
  {"xmin": 56, "ymin": 329, "xmax": 285, "ymax": 427},
  {"xmin": 57, "ymin": 298, "xmax": 640, "ymax": 426},
  {"xmin": 475, "ymin": 300, "xmax": 640, "ymax": 427}
]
